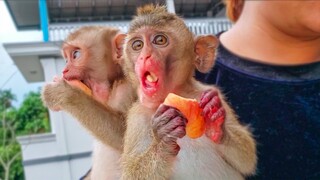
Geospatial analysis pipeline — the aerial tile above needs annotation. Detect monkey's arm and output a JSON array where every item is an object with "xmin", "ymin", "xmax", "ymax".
[
  {"xmin": 200, "ymin": 88, "xmax": 257, "ymax": 176},
  {"xmin": 216, "ymin": 100, "xmax": 257, "ymax": 176},
  {"xmin": 42, "ymin": 80, "xmax": 124, "ymax": 151},
  {"xmin": 121, "ymin": 142, "xmax": 173, "ymax": 180},
  {"xmin": 212, "ymin": 101, "xmax": 257, "ymax": 176},
  {"xmin": 121, "ymin": 104, "xmax": 185, "ymax": 180}
]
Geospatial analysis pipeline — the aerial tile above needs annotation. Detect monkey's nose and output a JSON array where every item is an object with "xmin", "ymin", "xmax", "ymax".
[
  {"xmin": 62, "ymin": 69, "xmax": 69, "ymax": 74},
  {"xmin": 142, "ymin": 53, "xmax": 151, "ymax": 60}
]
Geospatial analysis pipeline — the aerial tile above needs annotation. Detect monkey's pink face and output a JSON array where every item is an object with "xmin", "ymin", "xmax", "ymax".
[
  {"xmin": 62, "ymin": 43, "xmax": 106, "ymax": 102},
  {"xmin": 62, "ymin": 44, "xmax": 88, "ymax": 82},
  {"xmin": 135, "ymin": 57, "xmax": 162, "ymax": 97},
  {"xmin": 127, "ymin": 28, "xmax": 176, "ymax": 106}
]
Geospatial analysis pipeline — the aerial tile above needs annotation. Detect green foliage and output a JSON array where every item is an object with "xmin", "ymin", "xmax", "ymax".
[
  {"xmin": 0, "ymin": 143, "xmax": 24, "ymax": 180},
  {"xmin": 0, "ymin": 89, "xmax": 51, "ymax": 180},
  {"xmin": 0, "ymin": 90, "xmax": 16, "ymax": 112},
  {"xmin": 15, "ymin": 91, "xmax": 50, "ymax": 135}
]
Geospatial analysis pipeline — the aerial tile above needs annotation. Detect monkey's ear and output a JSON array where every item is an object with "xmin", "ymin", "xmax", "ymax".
[
  {"xmin": 194, "ymin": 35, "xmax": 219, "ymax": 73},
  {"xmin": 113, "ymin": 33, "xmax": 127, "ymax": 63}
]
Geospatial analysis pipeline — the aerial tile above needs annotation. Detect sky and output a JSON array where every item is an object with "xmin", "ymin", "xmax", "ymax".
[{"xmin": 0, "ymin": 1, "xmax": 44, "ymax": 107}]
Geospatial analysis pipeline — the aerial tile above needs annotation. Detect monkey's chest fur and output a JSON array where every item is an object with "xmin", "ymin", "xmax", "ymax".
[{"xmin": 173, "ymin": 136, "xmax": 243, "ymax": 180}]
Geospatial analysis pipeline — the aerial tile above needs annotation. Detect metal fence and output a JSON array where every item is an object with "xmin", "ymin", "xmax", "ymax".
[
  {"xmin": 185, "ymin": 18, "xmax": 232, "ymax": 36},
  {"xmin": 48, "ymin": 18, "xmax": 232, "ymax": 42}
]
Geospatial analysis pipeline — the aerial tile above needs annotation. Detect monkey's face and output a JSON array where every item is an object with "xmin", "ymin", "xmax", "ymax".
[
  {"xmin": 62, "ymin": 27, "xmax": 120, "ymax": 83},
  {"xmin": 62, "ymin": 43, "xmax": 89, "ymax": 82},
  {"xmin": 61, "ymin": 27, "xmax": 125, "ymax": 105},
  {"xmin": 125, "ymin": 26, "xmax": 194, "ymax": 107}
]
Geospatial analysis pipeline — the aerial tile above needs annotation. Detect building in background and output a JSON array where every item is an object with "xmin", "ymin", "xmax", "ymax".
[{"xmin": 3, "ymin": 0, "xmax": 231, "ymax": 179}]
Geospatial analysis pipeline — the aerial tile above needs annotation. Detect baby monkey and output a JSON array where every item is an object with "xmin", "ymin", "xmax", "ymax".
[
  {"xmin": 121, "ymin": 4, "xmax": 257, "ymax": 180},
  {"xmin": 42, "ymin": 26, "xmax": 136, "ymax": 179}
]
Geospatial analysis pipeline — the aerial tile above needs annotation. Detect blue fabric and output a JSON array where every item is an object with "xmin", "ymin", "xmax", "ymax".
[{"xmin": 196, "ymin": 43, "xmax": 320, "ymax": 179}]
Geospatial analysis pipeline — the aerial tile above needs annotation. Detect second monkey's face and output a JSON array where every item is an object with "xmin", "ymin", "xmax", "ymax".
[
  {"xmin": 60, "ymin": 26, "xmax": 126, "ymax": 105},
  {"xmin": 125, "ymin": 26, "xmax": 186, "ymax": 107},
  {"xmin": 62, "ymin": 42, "xmax": 88, "ymax": 81}
]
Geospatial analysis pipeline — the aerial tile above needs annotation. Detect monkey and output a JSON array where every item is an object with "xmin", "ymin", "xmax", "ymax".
[
  {"xmin": 41, "ymin": 26, "xmax": 137, "ymax": 180},
  {"xmin": 120, "ymin": 4, "xmax": 257, "ymax": 180}
]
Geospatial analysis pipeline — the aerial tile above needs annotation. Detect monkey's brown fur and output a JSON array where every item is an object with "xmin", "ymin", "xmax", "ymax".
[
  {"xmin": 42, "ymin": 26, "xmax": 136, "ymax": 179},
  {"xmin": 121, "ymin": 4, "xmax": 257, "ymax": 179}
]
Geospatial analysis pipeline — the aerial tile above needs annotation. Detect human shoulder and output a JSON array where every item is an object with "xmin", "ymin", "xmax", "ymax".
[{"xmin": 215, "ymin": 41, "xmax": 320, "ymax": 83}]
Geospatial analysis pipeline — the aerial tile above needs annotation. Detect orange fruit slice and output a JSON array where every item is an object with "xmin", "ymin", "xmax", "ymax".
[
  {"xmin": 67, "ymin": 80, "xmax": 92, "ymax": 96},
  {"xmin": 163, "ymin": 93, "xmax": 205, "ymax": 139}
]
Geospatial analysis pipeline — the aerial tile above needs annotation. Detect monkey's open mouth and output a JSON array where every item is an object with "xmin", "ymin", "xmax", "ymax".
[
  {"xmin": 142, "ymin": 71, "xmax": 159, "ymax": 95},
  {"xmin": 146, "ymin": 72, "xmax": 158, "ymax": 83}
]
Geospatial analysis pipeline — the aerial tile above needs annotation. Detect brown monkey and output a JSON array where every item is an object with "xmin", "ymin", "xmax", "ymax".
[
  {"xmin": 41, "ymin": 26, "xmax": 136, "ymax": 179},
  {"xmin": 121, "ymin": 5, "xmax": 257, "ymax": 180}
]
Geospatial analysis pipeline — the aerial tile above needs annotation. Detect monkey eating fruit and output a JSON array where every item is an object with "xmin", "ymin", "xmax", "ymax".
[
  {"xmin": 121, "ymin": 4, "xmax": 257, "ymax": 180},
  {"xmin": 163, "ymin": 93, "xmax": 205, "ymax": 139},
  {"xmin": 42, "ymin": 26, "xmax": 136, "ymax": 180},
  {"xmin": 67, "ymin": 80, "xmax": 92, "ymax": 96}
]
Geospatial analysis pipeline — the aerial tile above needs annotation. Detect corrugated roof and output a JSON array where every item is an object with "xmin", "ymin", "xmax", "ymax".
[
  {"xmin": 5, "ymin": 0, "xmax": 224, "ymax": 30},
  {"xmin": 5, "ymin": 0, "xmax": 40, "ymax": 30}
]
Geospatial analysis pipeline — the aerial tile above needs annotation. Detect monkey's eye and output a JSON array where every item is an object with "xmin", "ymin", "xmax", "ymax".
[
  {"xmin": 132, "ymin": 40, "xmax": 143, "ymax": 51},
  {"xmin": 72, "ymin": 50, "xmax": 81, "ymax": 59},
  {"xmin": 153, "ymin": 34, "xmax": 168, "ymax": 46}
]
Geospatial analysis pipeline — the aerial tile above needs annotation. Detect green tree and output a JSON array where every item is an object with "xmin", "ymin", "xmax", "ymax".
[
  {"xmin": 0, "ymin": 89, "xmax": 50, "ymax": 180},
  {"xmin": 0, "ymin": 90, "xmax": 15, "ymax": 112},
  {"xmin": 15, "ymin": 91, "xmax": 50, "ymax": 135},
  {"xmin": 0, "ymin": 90, "xmax": 22, "ymax": 180}
]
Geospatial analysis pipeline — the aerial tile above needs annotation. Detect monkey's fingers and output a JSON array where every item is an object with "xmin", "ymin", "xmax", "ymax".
[
  {"xmin": 162, "ymin": 124, "xmax": 186, "ymax": 156},
  {"xmin": 153, "ymin": 104, "xmax": 171, "ymax": 118},
  {"xmin": 43, "ymin": 95, "xmax": 62, "ymax": 111},
  {"xmin": 163, "ymin": 93, "xmax": 205, "ymax": 139},
  {"xmin": 201, "ymin": 95, "xmax": 221, "ymax": 119},
  {"xmin": 209, "ymin": 108, "xmax": 225, "ymax": 122},
  {"xmin": 42, "ymin": 100, "xmax": 62, "ymax": 111},
  {"xmin": 161, "ymin": 139, "xmax": 181, "ymax": 157},
  {"xmin": 154, "ymin": 105, "xmax": 185, "ymax": 123},
  {"xmin": 199, "ymin": 89, "xmax": 218, "ymax": 109},
  {"xmin": 52, "ymin": 75, "xmax": 62, "ymax": 82},
  {"xmin": 153, "ymin": 108, "xmax": 186, "ymax": 139},
  {"xmin": 51, "ymin": 106, "xmax": 62, "ymax": 112},
  {"xmin": 41, "ymin": 84, "xmax": 64, "ymax": 111},
  {"xmin": 162, "ymin": 124, "xmax": 186, "ymax": 142},
  {"xmin": 205, "ymin": 109, "xmax": 225, "ymax": 144},
  {"xmin": 164, "ymin": 116, "xmax": 187, "ymax": 137}
]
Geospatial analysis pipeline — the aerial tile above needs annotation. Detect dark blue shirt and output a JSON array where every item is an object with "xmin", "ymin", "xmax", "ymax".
[{"xmin": 197, "ymin": 42, "xmax": 320, "ymax": 179}]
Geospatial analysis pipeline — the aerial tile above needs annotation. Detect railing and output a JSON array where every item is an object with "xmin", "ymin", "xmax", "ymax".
[
  {"xmin": 49, "ymin": 21, "xmax": 129, "ymax": 42},
  {"xmin": 48, "ymin": 18, "xmax": 232, "ymax": 42},
  {"xmin": 186, "ymin": 18, "xmax": 232, "ymax": 36}
]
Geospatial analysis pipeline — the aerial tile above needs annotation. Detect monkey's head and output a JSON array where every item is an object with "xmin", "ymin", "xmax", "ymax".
[
  {"xmin": 124, "ymin": 4, "xmax": 218, "ymax": 107},
  {"xmin": 61, "ymin": 26, "xmax": 126, "ymax": 104}
]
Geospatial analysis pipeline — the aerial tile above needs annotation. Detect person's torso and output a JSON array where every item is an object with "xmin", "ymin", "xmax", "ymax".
[{"xmin": 197, "ymin": 43, "xmax": 320, "ymax": 179}]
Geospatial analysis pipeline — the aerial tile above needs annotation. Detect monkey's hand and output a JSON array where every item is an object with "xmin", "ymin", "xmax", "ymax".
[
  {"xmin": 41, "ymin": 77, "xmax": 76, "ymax": 111},
  {"xmin": 200, "ymin": 89, "xmax": 226, "ymax": 144},
  {"xmin": 152, "ymin": 104, "xmax": 187, "ymax": 156}
]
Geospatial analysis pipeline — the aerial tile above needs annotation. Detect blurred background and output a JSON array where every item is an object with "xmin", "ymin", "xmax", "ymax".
[{"xmin": 0, "ymin": 0, "xmax": 231, "ymax": 179}]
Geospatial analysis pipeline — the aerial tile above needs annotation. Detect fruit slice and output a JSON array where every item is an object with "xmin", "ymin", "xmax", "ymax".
[
  {"xmin": 67, "ymin": 80, "xmax": 92, "ymax": 96},
  {"xmin": 163, "ymin": 93, "xmax": 205, "ymax": 139}
]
